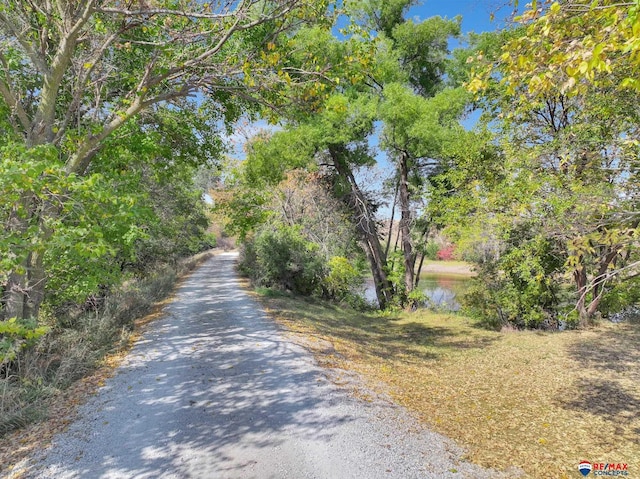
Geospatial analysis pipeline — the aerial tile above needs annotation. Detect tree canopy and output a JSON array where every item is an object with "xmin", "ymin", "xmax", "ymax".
[
  {"xmin": 2, "ymin": 0, "xmax": 638, "ymax": 330},
  {"xmin": 0, "ymin": 0, "xmax": 339, "ymax": 320}
]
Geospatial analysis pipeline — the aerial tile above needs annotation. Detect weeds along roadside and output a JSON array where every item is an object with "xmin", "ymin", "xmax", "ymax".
[{"xmin": 0, "ymin": 250, "xmax": 216, "ymax": 438}]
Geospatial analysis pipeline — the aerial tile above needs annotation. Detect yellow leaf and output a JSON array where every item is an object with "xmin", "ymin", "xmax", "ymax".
[
  {"xmin": 466, "ymin": 77, "xmax": 484, "ymax": 93},
  {"xmin": 578, "ymin": 61, "xmax": 589, "ymax": 74},
  {"xmin": 593, "ymin": 43, "xmax": 604, "ymax": 60},
  {"xmin": 633, "ymin": 18, "xmax": 640, "ymax": 38}
]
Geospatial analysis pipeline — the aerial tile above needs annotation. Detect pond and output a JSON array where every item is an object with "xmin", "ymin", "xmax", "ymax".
[
  {"xmin": 417, "ymin": 273, "xmax": 472, "ymax": 311},
  {"xmin": 364, "ymin": 272, "xmax": 473, "ymax": 311}
]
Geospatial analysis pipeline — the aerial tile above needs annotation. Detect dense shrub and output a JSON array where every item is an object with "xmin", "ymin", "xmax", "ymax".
[
  {"xmin": 424, "ymin": 241, "xmax": 441, "ymax": 260},
  {"xmin": 461, "ymin": 238, "xmax": 563, "ymax": 329},
  {"xmin": 322, "ymin": 256, "xmax": 364, "ymax": 302},
  {"xmin": 250, "ymin": 224, "xmax": 325, "ymax": 295},
  {"xmin": 598, "ymin": 278, "xmax": 640, "ymax": 319}
]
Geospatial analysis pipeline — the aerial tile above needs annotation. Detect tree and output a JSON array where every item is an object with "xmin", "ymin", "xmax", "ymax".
[
  {"xmin": 220, "ymin": 1, "xmax": 467, "ymax": 309},
  {"xmin": 470, "ymin": 0, "xmax": 640, "ymax": 95},
  {"xmin": 16, "ymin": 104, "xmax": 219, "ymax": 315},
  {"xmin": 456, "ymin": 4, "xmax": 640, "ymax": 327},
  {"xmin": 0, "ymin": 0, "xmax": 335, "ymax": 320},
  {"xmin": 363, "ymin": 9, "xmax": 464, "ymax": 303},
  {"xmin": 379, "ymin": 84, "xmax": 468, "ymax": 298},
  {"xmin": 220, "ymin": 91, "xmax": 396, "ymax": 309}
]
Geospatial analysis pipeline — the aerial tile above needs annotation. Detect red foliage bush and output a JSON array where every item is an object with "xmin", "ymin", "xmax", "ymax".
[{"xmin": 436, "ymin": 245, "xmax": 455, "ymax": 261}]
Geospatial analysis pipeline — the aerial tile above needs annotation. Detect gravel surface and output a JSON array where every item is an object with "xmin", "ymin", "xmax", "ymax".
[{"xmin": 14, "ymin": 252, "xmax": 516, "ymax": 479}]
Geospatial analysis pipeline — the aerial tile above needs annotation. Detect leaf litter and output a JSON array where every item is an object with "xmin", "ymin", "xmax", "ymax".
[{"xmin": 257, "ymin": 294, "xmax": 640, "ymax": 479}]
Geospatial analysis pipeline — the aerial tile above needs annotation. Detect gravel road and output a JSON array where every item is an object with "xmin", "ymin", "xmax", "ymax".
[{"xmin": 15, "ymin": 252, "xmax": 516, "ymax": 479}]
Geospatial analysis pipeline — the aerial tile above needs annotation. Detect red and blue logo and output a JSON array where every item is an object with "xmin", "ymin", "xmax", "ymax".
[
  {"xmin": 579, "ymin": 461, "xmax": 629, "ymax": 476},
  {"xmin": 579, "ymin": 461, "xmax": 593, "ymax": 476}
]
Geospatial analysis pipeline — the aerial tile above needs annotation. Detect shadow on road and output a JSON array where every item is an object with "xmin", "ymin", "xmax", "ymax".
[{"xmin": 33, "ymin": 253, "xmax": 358, "ymax": 478}]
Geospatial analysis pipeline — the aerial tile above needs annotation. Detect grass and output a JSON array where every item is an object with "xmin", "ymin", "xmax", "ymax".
[
  {"xmin": 422, "ymin": 259, "xmax": 473, "ymax": 269},
  {"xmin": 257, "ymin": 293, "xmax": 640, "ymax": 479},
  {"xmin": 420, "ymin": 259, "xmax": 475, "ymax": 274}
]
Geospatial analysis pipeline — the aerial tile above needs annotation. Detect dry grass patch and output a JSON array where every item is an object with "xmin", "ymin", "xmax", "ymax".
[{"xmin": 258, "ymin": 294, "xmax": 640, "ymax": 479}]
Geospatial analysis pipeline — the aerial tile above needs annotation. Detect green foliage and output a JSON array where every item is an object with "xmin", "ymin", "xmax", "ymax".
[
  {"xmin": 391, "ymin": 16, "xmax": 461, "ymax": 96},
  {"xmin": 247, "ymin": 223, "xmax": 326, "ymax": 296},
  {"xmin": 384, "ymin": 250, "xmax": 407, "ymax": 307},
  {"xmin": 461, "ymin": 235, "xmax": 565, "ymax": 330},
  {"xmin": 36, "ymin": 107, "xmax": 215, "ymax": 310},
  {"xmin": 350, "ymin": 0, "xmax": 418, "ymax": 38},
  {"xmin": 469, "ymin": 1, "xmax": 640, "ymax": 98},
  {"xmin": 231, "ymin": 167, "xmax": 364, "ymax": 302},
  {"xmin": 407, "ymin": 288, "xmax": 428, "ymax": 308},
  {"xmin": 379, "ymin": 84, "xmax": 469, "ymax": 159},
  {"xmin": 0, "ymin": 0, "xmax": 343, "ymax": 320},
  {"xmin": 0, "ymin": 318, "xmax": 49, "ymax": 365},
  {"xmin": 0, "ymin": 141, "xmax": 150, "ymax": 309},
  {"xmin": 599, "ymin": 279, "xmax": 640, "ymax": 319},
  {"xmin": 424, "ymin": 241, "xmax": 441, "ymax": 260},
  {"xmin": 431, "ymin": 12, "xmax": 640, "ymax": 327},
  {"xmin": 243, "ymin": 129, "xmax": 316, "ymax": 187},
  {"xmin": 0, "ymin": 143, "xmax": 64, "ymax": 277},
  {"xmin": 322, "ymin": 256, "xmax": 364, "ymax": 301}
]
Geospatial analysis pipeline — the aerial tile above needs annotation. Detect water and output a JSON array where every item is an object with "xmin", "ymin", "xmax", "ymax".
[
  {"xmin": 417, "ymin": 273, "xmax": 471, "ymax": 311},
  {"xmin": 364, "ymin": 273, "xmax": 472, "ymax": 311}
]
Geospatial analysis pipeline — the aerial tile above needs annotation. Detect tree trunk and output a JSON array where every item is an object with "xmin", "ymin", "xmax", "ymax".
[
  {"xmin": 586, "ymin": 245, "xmax": 619, "ymax": 318},
  {"xmin": 362, "ymin": 239, "xmax": 388, "ymax": 309},
  {"xmin": 4, "ymin": 193, "xmax": 36, "ymax": 320},
  {"xmin": 573, "ymin": 245, "xmax": 621, "ymax": 327},
  {"xmin": 414, "ymin": 253, "xmax": 425, "ymax": 289},
  {"xmin": 573, "ymin": 266, "xmax": 590, "ymax": 327},
  {"xmin": 4, "ymin": 253, "xmax": 47, "ymax": 320},
  {"xmin": 25, "ymin": 250, "xmax": 46, "ymax": 319},
  {"xmin": 3, "ymin": 190, "xmax": 52, "ymax": 320},
  {"xmin": 398, "ymin": 152, "xmax": 415, "ymax": 295},
  {"xmin": 384, "ymin": 178, "xmax": 399, "ymax": 259},
  {"xmin": 413, "ymin": 223, "xmax": 430, "ymax": 290},
  {"xmin": 329, "ymin": 146, "xmax": 393, "ymax": 309},
  {"xmin": 4, "ymin": 270, "xmax": 27, "ymax": 320}
]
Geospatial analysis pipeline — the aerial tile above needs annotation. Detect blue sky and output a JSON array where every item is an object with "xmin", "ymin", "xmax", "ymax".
[
  {"xmin": 409, "ymin": 0, "xmax": 520, "ymax": 35},
  {"xmin": 224, "ymin": 1, "xmax": 523, "ymax": 211},
  {"xmin": 365, "ymin": 1, "xmax": 523, "ymax": 217}
]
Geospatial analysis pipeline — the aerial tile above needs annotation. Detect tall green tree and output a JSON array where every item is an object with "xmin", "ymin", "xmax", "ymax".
[
  {"xmin": 0, "ymin": 0, "xmax": 335, "ymax": 320},
  {"xmin": 378, "ymin": 84, "xmax": 468, "ymax": 297},
  {"xmin": 222, "ymin": 1, "xmax": 467, "ymax": 308},
  {"xmin": 356, "ymin": 4, "xmax": 463, "ymax": 302}
]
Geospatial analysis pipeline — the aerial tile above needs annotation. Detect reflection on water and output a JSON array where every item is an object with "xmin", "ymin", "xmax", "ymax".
[
  {"xmin": 417, "ymin": 273, "xmax": 471, "ymax": 311},
  {"xmin": 364, "ymin": 273, "xmax": 472, "ymax": 311}
]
